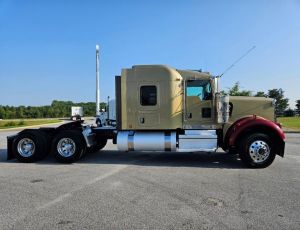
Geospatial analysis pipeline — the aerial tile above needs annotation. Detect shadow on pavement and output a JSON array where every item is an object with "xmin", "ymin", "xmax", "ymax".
[
  {"xmin": 0, "ymin": 148, "xmax": 244, "ymax": 169},
  {"xmin": 0, "ymin": 149, "xmax": 7, "ymax": 162},
  {"xmin": 81, "ymin": 150, "xmax": 244, "ymax": 169}
]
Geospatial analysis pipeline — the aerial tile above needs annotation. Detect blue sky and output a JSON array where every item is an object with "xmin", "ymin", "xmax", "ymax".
[{"xmin": 0, "ymin": 0, "xmax": 299, "ymax": 108}]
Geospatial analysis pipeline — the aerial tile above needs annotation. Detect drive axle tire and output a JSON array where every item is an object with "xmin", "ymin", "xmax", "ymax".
[
  {"xmin": 239, "ymin": 133, "xmax": 276, "ymax": 168},
  {"xmin": 52, "ymin": 130, "xmax": 86, "ymax": 163},
  {"xmin": 12, "ymin": 130, "xmax": 48, "ymax": 163},
  {"xmin": 87, "ymin": 139, "xmax": 107, "ymax": 153},
  {"xmin": 96, "ymin": 118, "xmax": 102, "ymax": 127}
]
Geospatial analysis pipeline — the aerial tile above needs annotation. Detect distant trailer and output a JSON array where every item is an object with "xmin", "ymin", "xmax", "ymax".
[{"xmin": 71, "ymin": 106, "xmax": 83, "ymax": 121}]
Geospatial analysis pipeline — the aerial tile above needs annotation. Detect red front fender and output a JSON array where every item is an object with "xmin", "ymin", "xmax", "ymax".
[{"xmin": 225, "ymin": 116, "xmax": 285, "ymax": 156}]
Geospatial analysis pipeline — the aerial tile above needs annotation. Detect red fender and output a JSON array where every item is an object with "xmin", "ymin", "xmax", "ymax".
[{"xmin": 225, "ymin": 115, "xmax": 285, "ymax": 147}]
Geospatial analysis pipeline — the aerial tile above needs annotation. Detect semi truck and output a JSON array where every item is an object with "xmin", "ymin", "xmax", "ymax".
[
  {"xmin": 95, "ymin": 99, "xmax": 117, "ymax": 127},
  {"xmin": 7, "ymin": 65, "xmax": 285, "ymax": 168}
]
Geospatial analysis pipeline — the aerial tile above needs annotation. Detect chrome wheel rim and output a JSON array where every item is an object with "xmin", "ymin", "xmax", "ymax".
[
  {"xmin": 57, "ymin": 138, "xmax": 76, "ymax": 157},
  {"xmin": 17, "ymin": 138, "xmax": 36, "ymax": 157},
  {"xmin": 249, "ymin": 140, "xmax": 270, "ymax": 163}
]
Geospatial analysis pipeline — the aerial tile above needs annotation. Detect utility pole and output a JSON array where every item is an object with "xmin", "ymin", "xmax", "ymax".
[
  {"xmin": 107, "ymin": 96, "xmax": 110, "ymax": 120},
  {"xmin": 96, "ymin": 44, "xmax": 100, "ymax": 116}
]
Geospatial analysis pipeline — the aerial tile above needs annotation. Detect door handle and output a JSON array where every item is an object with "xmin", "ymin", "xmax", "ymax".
[{"xmin": 140, "ymin": 117, "xmax": 145, "ymax": 124}]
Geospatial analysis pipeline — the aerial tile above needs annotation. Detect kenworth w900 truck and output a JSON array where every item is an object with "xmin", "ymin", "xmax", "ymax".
[{"xmin": 7, "ymin": 65, "xmax": 285, "ymax": 168}]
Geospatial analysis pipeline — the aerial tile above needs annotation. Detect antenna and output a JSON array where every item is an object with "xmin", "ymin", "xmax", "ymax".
[{"xmin": 218, "ymin": 45, "xmax": 256, "ymax": 78}]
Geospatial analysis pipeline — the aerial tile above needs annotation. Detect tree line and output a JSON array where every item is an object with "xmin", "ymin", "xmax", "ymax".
[{"xmin": 0, "ymin": 100, "xmax": 107, "ymax": 119}]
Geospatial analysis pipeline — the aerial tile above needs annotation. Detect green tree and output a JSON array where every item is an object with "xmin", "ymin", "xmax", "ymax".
[
  {"xmin": 0, "ymin": 106, "xmax": 5, "ymax": 119},
  {"xmin": 16, "ymin": 106, "xmax": 25, "ymax": 118},
  {"xmin": 254, "ymin": 91, "xmax": 266, "ymax": 97},
  {"xmin": 0, "ymin": 100, "xmax": 109, "ymax": 119},
  {"xmin": 226, "ymin": 82, "xmax": 252, "ymax": 96},
  {"xmin": 284, "ymin": 108, "xmax": 295, "ymax": 117},
  {"xmin": 295, "ymin": 100, "xmax": 300, "ymax": 116},
  {"xmin": 267, "ymin": 89, "xmax": 289, "ymax": 116}
]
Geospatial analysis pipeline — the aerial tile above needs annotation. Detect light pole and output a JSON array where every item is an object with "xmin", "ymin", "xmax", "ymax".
[
  {"xmin": 107, "ymin": 96, "xmax": 110, "ymax": 120},
  {"xmin": 96, "ymin": 44, "xmax": 100, "ymax": 116}
]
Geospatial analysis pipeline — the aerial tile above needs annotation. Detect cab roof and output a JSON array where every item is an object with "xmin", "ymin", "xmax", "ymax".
[{"xmin": 131, "ymin": 65, "xmax": 212, "ymax": 80}]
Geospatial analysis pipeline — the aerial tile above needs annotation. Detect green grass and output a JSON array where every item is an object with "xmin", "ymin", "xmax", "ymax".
[
  {"xmin": 277, "ymin": 117, "xmax": 300, "ymax": 131},
  {"xmin": 0, "ymin": 119, "xmax": 62, "ymax": 129}
]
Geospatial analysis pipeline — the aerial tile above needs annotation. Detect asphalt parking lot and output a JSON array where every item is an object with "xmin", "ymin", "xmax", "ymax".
[{"xmin": 0, "ymin": 127, "xmax": 299, "ymax": 230}]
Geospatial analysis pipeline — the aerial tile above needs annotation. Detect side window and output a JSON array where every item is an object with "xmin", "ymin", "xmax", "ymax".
[
  {"xmin": 186, "ymin": 80, "xmax": 212, "ymax": 100},
  {"xmin": 140, "ymin": 86, "xmax": 157, "ymax": 106}
]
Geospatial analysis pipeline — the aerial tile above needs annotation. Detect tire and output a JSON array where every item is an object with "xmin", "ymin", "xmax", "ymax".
[
  {"xmin": 239, "ymin": 133, "xmax": 276, "ymax": 168},
  {"xmin": 52, "ymin": 130, "xmax": 86, "ymax": 163},
  {"xmin": 87, "ymin": 139, "xmax": 107, "ymax": 153},
  {"xmin": 96, "ymin": 119, "xmax": 102, "ymax": 127},
  {"xmin": 12, "ymin": 130, "xmax": 48, "ymax": 163}
]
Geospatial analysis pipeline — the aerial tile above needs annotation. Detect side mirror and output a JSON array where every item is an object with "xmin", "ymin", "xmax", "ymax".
[{"xmin": 212, "ymin": 77, "xmax": 219, "ymax": 93}]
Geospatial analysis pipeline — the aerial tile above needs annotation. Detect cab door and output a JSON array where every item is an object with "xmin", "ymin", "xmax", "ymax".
[{"xmin": 184, "ymin": 79, "xmax": 214, "ymax": 129}]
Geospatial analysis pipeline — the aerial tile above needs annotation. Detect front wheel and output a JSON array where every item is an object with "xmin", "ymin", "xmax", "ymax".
[{"xmin": 239, "ymin": 133, "xmax": 276, "ymax": 168}]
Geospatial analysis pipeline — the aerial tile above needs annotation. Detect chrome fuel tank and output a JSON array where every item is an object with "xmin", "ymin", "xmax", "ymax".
[{"xmin": 117, "ymin": 131, "xmax": 176, "ymax": 151}]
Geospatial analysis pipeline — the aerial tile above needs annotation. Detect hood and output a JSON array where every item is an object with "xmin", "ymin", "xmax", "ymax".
[{"xmin": 229, "ymin": 96, "xmax": 275, "ymax": 122}]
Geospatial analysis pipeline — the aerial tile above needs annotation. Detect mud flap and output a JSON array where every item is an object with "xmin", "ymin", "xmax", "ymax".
[
  {"xmin": 277, "ymin": 140, "xmax": 285, "ymax": 157},
  {"xmin": 7, "ymin": 135, "xmax": 17, "ymax": 160}
]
